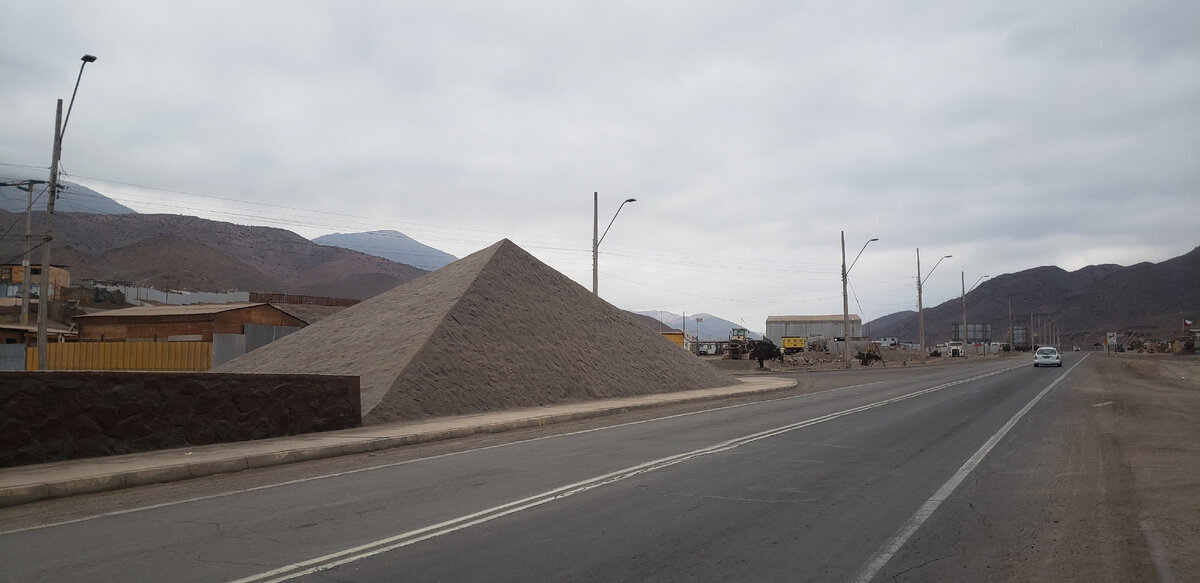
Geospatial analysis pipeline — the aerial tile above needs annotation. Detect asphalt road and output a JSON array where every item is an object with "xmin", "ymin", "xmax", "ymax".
[{"xmin": 3, "ymin": 354, "xmax": 1119, "ymax": 582}]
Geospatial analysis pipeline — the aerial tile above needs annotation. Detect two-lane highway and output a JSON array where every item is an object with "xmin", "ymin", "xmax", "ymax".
[{"xmin": 2, "ymin": 355, "xmax": 1089, "ymax": 581}]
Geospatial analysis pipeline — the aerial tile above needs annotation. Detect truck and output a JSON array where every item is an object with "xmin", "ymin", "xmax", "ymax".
[
  {"xmin": 727, "ymin": 328, "xmax": 749, "ymax": 359},
  {"xmin": 946, "ymin": 341, "xmax": 965, "ymax": 357},
  {"xmin": 781, "ymin": 336, "xmax": 807, "ymax": 354}
]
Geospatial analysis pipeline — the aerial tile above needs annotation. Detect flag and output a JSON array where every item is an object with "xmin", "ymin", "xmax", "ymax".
[{"xmin": 1186, "ymin": 319, "xmax": 1194, "ymax": 328}]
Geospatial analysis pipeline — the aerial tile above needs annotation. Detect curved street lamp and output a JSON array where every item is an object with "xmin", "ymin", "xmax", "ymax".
[
  {"xmin": 960, "ymin": 273, "xmax": 990, "ymax": 356},
  {"xmin": 592, "ymin": 193, "xmax": 637, "ymax": 295},
  {"xmin": 916, "ymin": 249, "xmax": 952, "ymax": 364},
  {"xmin": 842, "ymin": 233, "xmax": 878, "ymax": 368},
  {"xmin": 38, "ymin": 54, "xmax": 97, "ymax": 369}
]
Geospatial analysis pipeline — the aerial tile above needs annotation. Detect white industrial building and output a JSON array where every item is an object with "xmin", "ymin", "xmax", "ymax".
[{"xmin": 765, "ymin": 315, "xmax": 862, "ymax": 347}]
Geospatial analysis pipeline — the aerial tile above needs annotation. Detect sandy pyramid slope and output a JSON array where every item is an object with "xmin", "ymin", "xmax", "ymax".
[{"xmin": 215, "ymin": 239, "xmax": 736, "ymax": 424}]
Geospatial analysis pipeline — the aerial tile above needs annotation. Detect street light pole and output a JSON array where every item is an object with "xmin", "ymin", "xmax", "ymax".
[
  {"xmin": 962, "ymin": 273, "xmax": 990, "ymax": 356},
  {"xmin": 842, "ymin": 232, "xmax": 877, "ymax": 369},
  {"xmin": 36, "ymin": 101, "xmax": 64, "ymax": 369},
  {"xmin": 37, "ymin": 54, "xmax": 96, "ymax": 369},
  {"xmin": 916, "ymin": 249, "xmax": 952, "ymax": 364},
  {"xmin": 592, "ymin": 193, "xmax": 598, "ymax": 294},
  {"xmin": 591, "ymin": 192, "xmax": 636, "ymax": 296}
]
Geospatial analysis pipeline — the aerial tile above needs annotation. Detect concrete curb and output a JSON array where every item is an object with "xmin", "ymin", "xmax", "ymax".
[{"xmin": 0, "ymin": 377, "xmax": 796, "ymax": 507}]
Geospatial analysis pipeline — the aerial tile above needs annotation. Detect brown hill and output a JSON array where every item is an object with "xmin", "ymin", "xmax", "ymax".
[
  {"xmin": 868, "ymin": 246, "xmax": 1200, "ymax": 347},
  {"xmin": 215, "ymin": 239, "xmax": 735, "ymax": 424},
  {"xmin": 0, "ymin": 211, "xmax": 428, "ymax": 299}
]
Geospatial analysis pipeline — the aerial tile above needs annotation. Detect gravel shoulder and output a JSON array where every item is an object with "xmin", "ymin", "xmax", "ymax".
[{"xmin": 892, "ymin": 352, "xmax": 1199, "ymax": 582}]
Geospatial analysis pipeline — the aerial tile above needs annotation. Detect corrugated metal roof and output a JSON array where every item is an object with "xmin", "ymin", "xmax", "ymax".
[
  {"xmin": 73, "ymin": 303, "xmax": 268, "ymax": 319},
  {"xmin": 0, "ymin": 323, "xmax": 74, "ymax": 334},
  {"xmin": 270, "ymin": 303, "xmax": 348, "ymax": 325},
  {"xmin": 766, "ymin": 314, "xmax": 861, "ymax": 323}
]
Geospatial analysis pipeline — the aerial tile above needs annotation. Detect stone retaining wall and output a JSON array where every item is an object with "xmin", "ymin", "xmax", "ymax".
[{"xmin": 0, "ymin": 372, "xmax": 360, "ymax": 467}]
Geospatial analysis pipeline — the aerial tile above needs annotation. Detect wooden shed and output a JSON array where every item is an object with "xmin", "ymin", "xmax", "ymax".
[{"xmin": 73, "ymin": 303, "xmax": 306, "ymax": 342}]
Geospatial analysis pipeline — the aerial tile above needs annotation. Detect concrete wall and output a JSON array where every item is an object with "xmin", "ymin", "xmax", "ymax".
[
  {"xmin": 99, "ymin": 285, "xmax": 250, "ymax": 307},
  {"xmin": 0, "ymin": 372, "xmax": 360, "ymax": 467},
  {"xmin": 765, "ymin": 318, "xmax": 862, "ymax": 347},
  {"xmin": 0, "ymin": 344, "xmax": 23, "ymax": 370}
]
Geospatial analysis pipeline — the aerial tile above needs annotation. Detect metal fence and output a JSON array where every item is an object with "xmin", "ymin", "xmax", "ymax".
[{"xmin": 25, "ymin": 341, "xmax": 212, "ymax": 371}]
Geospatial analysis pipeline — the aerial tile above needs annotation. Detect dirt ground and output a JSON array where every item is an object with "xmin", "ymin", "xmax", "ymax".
[
  {"xmin": 895, "ymin": 352, "xmax": 1199, "ymax": 582},
  {"xmin": 1089, "ymin": 354, "xmax": 1200, "ymax": 581},
  {"xmin": 707, "ymin": 346, "xmax": 1004, "ymax": 373}
]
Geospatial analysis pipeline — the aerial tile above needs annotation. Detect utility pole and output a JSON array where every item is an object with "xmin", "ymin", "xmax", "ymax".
[
  {"xmin": 22, "ymin": 182, "xmax": 33, "ymax": 325},
  {"xmin": 0, "ymin": 179, "xmax": 44, "ymax": 326},
  {"xmin": 917, "ymin": 249, "xmax": 925, "ymax": 364},
  {"xmin": 592, "ymin": 192, "xmax": 598, "ymax": 294},
  {"xmin": 35, "ymin": 54, "xmax": 95, "ymax": 369},
  {"xmin": 841, "ymin": 231, "xmax": 850, "ymax": 368},
  {"xmin": 37, "ymin": 100, "xmax": 63, "ymax": 369},
  {"xmin": 841, "ymin": 233, "xmax": 877, "ymax": 369},
  {"xmin": 961, "ymin": 271, "xmax": 967, "ymax": 356},
  {"xmin": 1008, "ymin": 300, "xmax": 1013, "ymax": 351},
  {"xmin": 916, "ymin": 249, "xmax": 951, "ymax": 364},
  {"xmin": 591, "ymin": 192, "xmax": 636, "ymax": 296}
]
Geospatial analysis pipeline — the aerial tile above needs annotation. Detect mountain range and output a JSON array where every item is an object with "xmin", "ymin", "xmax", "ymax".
[
  {"xmin": 635, "ymin": 311, "xmax": 764, "ymax": 341},
  {"xmin": 865, "ymin": 247, "xmax": 1200, "ymax": 347},
  {"xmin": 0, "ymin": 211, "xmax": 427, "ymax": 300},
  {"xmin": 1, "ymin": 176, "xmax": 1193, "ymax": 347},
  {"xmin": 0, "ymin": 173, "xmax": 136, "ymax": 215}
]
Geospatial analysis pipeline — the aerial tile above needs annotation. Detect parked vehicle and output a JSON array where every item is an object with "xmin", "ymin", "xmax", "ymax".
[
  {"xmin": 727, "ymin": 328, "xmax": 749, "ymax": 359},
  {"xmin": 947, "ymin": 341, "xmax": 965, "ymax": 357},
  {"xmin": 1033, "ymin": 346, "xmax": 1062, "ymax": 367},
  {"xmin": 781, "ymin": 336, "xmax": 806, "ymax": 354}
]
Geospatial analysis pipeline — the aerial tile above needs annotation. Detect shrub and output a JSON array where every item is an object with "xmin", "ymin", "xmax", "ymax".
[{"xmin": 857, "ymin": 351, "xmax": 882, "ymax": 366}]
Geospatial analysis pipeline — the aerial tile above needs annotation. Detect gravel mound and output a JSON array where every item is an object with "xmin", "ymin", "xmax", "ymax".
[{"xmin": 215, "ymin": 239, "xmax": 736, "ymax": 424}]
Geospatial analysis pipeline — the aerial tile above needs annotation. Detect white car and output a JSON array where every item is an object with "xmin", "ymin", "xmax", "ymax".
[{"xmin": 1033, "ymin": 347, "xmax": 1062, "ymax": 367}]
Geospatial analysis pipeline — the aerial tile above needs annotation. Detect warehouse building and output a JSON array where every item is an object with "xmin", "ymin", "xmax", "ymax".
[{"xmin": 765, "ymin": 315, "xmax": 862, "ymax": 348}]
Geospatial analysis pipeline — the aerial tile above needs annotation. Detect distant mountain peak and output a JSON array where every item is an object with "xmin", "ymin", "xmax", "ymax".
[
  {"xmin": 634, "ymin": 310, "xmax": 762, "ymax": 340},
  {"xmin": 312, "ymin": 230, "xmax": 457, "ymax": 271},
  {"xmin": 0, "ymin": 172, "xmax": 136, "ymax": 215}
]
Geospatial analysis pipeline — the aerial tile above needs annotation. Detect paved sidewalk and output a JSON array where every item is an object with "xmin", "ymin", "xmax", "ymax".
[{"xmin": 0, "ymin": 376, "xmax": 795, "ymax": 507}]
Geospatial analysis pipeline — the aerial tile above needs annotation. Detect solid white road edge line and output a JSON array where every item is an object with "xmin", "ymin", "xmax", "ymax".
[
  {"xmin": 850, "ymin": 353, "xmax": 1090, "ymax": 583},
  {"xmin": 230, "ymin": 364, "xmax": 1027, "ymax": 583},
  {"xmin": 4, "ymin": 379, "xmax": 897, "ymax": 537},
  {"xmin": 0, "ymin": 379, "xmax": 883, "ymax": 537}
]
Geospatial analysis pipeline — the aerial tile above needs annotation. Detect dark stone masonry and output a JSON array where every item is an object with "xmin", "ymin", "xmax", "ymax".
[{"xmin": 0, "ymin": 372, "xmax": 360, "ymax": 467}]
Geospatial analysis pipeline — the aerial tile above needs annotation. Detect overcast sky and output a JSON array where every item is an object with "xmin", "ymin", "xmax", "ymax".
[{"xmin": 2, "ymin": 1, "xmax": 1197, "ymax": 333}]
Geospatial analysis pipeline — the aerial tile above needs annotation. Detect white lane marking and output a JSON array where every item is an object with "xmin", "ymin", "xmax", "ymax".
[
  {"xmin": 1092, "ymin": 401, "xmax": 1114, "ymax": 407},
  {"xmin": 850, "ymin": 353, "xmax": 1089, "ymax": 583},
  {"xmin": 1, "ymin": 380, "xmax": 883, "ymax": 536},
  {"xmin": 230, "ymin": 365, "xmax": 1025, "ymax": 583}
]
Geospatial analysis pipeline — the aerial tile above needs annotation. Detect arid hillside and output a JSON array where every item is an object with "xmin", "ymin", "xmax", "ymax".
[
  {"xmin": 0, "ymin": 211, "xmax": 429, "ymax": 299},
  {"xmin": 868, "ymin": 246, "xmax": 1200, "ymax": 347}
]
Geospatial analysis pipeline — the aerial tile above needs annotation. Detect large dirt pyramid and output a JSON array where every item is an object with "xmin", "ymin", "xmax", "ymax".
[{"xmin": 215, "ymin": 239, "xmax": 736, "ymax": 424}]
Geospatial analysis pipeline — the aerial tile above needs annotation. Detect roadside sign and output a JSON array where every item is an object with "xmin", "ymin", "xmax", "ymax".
[{"xmin": 1106, "ymin": 332, "xmax": 1117, "ymax": 345}]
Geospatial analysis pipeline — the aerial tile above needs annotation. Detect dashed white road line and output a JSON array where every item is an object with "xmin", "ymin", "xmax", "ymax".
[
  {"xmin": 1, "ymin": 380, "xmax": 880, "ymax": 536},
  {"xmin": 231, "ymin": 365, "xmax": 1024, "ymax": 583},
  {"xmin": 850, "ymin": 354, "xmax": 1088, "ymax": 583}
]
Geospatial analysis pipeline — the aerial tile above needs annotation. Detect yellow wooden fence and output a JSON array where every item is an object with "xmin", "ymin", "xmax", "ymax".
[{"xmin": 26, "ymin": 342, "xmax": 213, "ymax": 371}]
